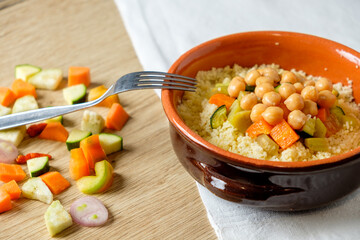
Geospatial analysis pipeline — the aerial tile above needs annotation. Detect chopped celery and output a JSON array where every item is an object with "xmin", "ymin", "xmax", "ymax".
[
  {"xmin": 313, "ymin": 118, "xmax": 327, "ymax": 138},
  {"xmin": 228, "ymin": 100, "xmax": 242, "ymax": 120},
  {"xmin": 304, "ymin": 138, "xmax": 329, "ymax": 152},
  {"xmin": 237, "ymin": 91, "xmax": 248, "ymax": 102},
  {"xmin": 256, "ymin": 134, "xmax": 279, "ymax": 155}
]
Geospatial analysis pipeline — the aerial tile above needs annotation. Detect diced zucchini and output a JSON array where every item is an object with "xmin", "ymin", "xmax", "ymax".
[
  {"xmin": 211, "ymin": 83, "xmax": 229, "ymax": 95},
  {"xmin": 342, "ymin": 115, "xmax": 360, "ymax": 129},
  {"xmin": 228, "ymin": 100, "xmax": 241, "ymax": 120},
  {"xmin": 22, "ymin": 177, "xmax": 53, "ymax": 204},
  {"xmin": 330, "ymin": 106, "xmax": 345, "ymax": 122},
  {"xmin": 0, "ymin": 105, "xmax": 11, "ymax": 116},
  {"xmin": 28, "ymin": 69, "xmax": 63, "ymax": 90},
  {"xmin": 66, "ymin": 129, "xmax": 92, "ymax": 151},
  {"xmin": 15, "ymin": 64, "xmax": 41, "ymax": 81},
  {"xmin": 12, "ymin": 95, "xmax": 38, "ymax": 113},
  {"xmin": 27, "ymin": 156, "xmax": 50, "ymax": 177},
  {"xmin": 314, "ymin": 118, "xmax": 327, "ymax": 138},
  {"xmin": 245, "ymin": 85, "xmax": 255, "ymax": 92},
  {"xmin": 255, "ymin": 134, "xmax": 279, "ymax": 155},
  {"xmin": 99, "ymin": 133, "xmax": 123, "ymax": 155},
  {"xmin": 43, "ymin": 115, "xmax": 63, "ymax": 124},
  {"xmin": 210, "ymin": 105, "xmax": 227, "ymax": 129},
  {"xmin": 81, "ymin": 110, "xmax": 105, "ymax": 134},
  {"xmin": 228, "ymin": 110, "xmax": 252, "ymax": 133},
  {"xmin": 332, "ymin": 89, "xmax": 339, "ymax": 97},
  {"xmin": 63, "ymin": 84, "xmax": 87, "ymax": 105},
  {"xmin": 301, "ymin": 118, "xmax": 316, "ymax": 137},
  {"xmin": 274, "ymin": 84, "xmax": 281, "ymax": 92},
  {"xmin": 0, "ymin": 126, "xmax": 25, "ymax": 146},
  {"xmin": 304, "ymin": 138, "xmax": 329, "ymax": 152},
  {"xmin": 45, "ymin": 200, "xmax": 73, "ymax": 237}
]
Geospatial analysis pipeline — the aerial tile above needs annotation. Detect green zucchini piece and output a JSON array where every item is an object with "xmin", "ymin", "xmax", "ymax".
[
  {"xmin": 330, "ymin": 106, "xmax": 345, "ymax": 122},
  {"xmin": 245, "ymin": 85, "xmax": 255, "ymax": 92},
  {"xmin": 15, "ymin": 64, "xmax": 41, "ymax": 81},
  {"xmin": 66, "ymin": 129, "xmax": 92, "ymax": 151},
  {"xmin": 0, "ymin": 105, "xmax": 11, "ymax": 116},
  {"xmin": 99, "ymin": 133, "xmax": 123, "ymax": 155},
  {"xmin": 210, "ymin": 105, "xmax": 227, "ymax": 129},
  {"xmin": 314, "ymin": 118, "xmax": 327, "ymax": 138},
  {"xmin": 304, "ymin": 138, "xmax": 329, "ymax": 152},
  {"xmin": 12, "ymin": 95, "xmax": 38, "ymax": 113},
  {"xmin": 211, "ymin": 83, "xmax": 229, "ymax": 95},
  {"xmin": 255, "ymin": 134, "xmax": 279, "ymax": 155},
  {"xmin": 27, "ymin": 156, "xmax": 50, "ymax": 177},
  {"xmin": 44, "ymin": 115, "xmax": 63, "ymax": 124},
  {"xmin": 228, "ymin": 100, "xmax": 242, "ymax": 120},
  {"xmin": 342, "ymin": 115, "xmax": 360, "ymax": 129},
  {"xmin": 274, "ymin": 85, "xmax": 281, "ymax": 93},
  {"xmin": 301, "ymin": 118, "xmax": 316, "ymax": 137},
  {"xmin": 228, "ymin": 110, "xmax": 252, "ymax": 133},
  {"xmin": 63, "ymin": 84, "xmax": 87, "ymax": 105}
]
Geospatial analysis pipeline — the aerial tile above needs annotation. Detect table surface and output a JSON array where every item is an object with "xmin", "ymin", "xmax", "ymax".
[{"xmin": 0, "ymin": 0, "xmax": 216, "ymax": 239}]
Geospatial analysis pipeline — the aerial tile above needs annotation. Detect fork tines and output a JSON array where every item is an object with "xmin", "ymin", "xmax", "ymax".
[{"xmin": 134, "ymin": 71, "xmax": 197, "ymax": 92}]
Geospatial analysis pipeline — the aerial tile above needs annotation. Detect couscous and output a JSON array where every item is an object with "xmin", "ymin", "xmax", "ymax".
[{"xmin": 178, "ymin": 64, "xmax": 360, "ymax": 162}]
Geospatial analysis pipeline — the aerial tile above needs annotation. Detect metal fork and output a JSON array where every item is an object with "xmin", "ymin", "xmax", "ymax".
[{"xmin": 0, "ymin": 71, "xmax": 196, "ymax": 130}]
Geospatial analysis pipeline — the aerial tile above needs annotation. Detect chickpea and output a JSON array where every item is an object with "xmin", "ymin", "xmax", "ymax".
[
  {"xmin": 301, "ymin": 86, "xmax": 318, "ymax": 102},
  {"xmin": 258, "ymin": 67, "xmax": 280, "ymax": 82},
  {"xmin": 250, "ymin": 103, "xmax": 267, "ymax": 122},
  {"xmin": 255, "ymin": 82, "xmax": 274, "ymax": 99},
  {"xmin": 287, "ymin": 110, "xmax": 307, "ymax": 130},
  {"xmin": 303, "ymin": 80, "xmax": 315, "ymax": 87},
  {"xmin": 278, "ymin": 83, "xmax": 296, "ymax": 100},
  {"xmin": 293, "ymin": 82, "xmax": 304, "ymax": 94},
  {"xmin": 262, "ymin": 91, "xmax": 281, "ymax": 106},
  {"xmin": 302, "ymin": 100, "xmax": 318, "ymax": 116},
  {"xmin": 228, "ymin": 76, "xmax": 246, "ymax": 98},
  {"xmin": 284, "ymin": 93, "xmax": 304, "ymax": 111},
  {"xmin": 245, "ymin": 70, "xmax": 260, "ymax": 86},
  {"xmin": 280, "ymin": 71, "xmax": 298, "ymax": 84},
  {"xmin": 262, "ymin": 106, "xmax": 284, "ymax": 125},
  {"xmin": 315, "ymin": 77, "xmax": 333, "ymax": 92},
  {"xmin": 240, "ymin": 93, "xmax": 258, "ymax": 110},
  {"xmin": 256, "ymin": 76, "xmax": 274, "ymax": 86},
  {"xmin": 317, "ymin": 90, "xmax": 337, "ymax": 108}
]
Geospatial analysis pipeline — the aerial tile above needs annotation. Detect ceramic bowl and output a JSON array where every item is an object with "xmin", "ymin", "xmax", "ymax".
[{"xmin": 161, "ymin": 31, "xmax": 360, "ymax": 211}]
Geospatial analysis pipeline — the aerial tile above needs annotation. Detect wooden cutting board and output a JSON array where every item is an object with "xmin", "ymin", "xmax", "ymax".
[{"xmin": 0, "ymin": 0, "xmax": 216, "ymax": 239}]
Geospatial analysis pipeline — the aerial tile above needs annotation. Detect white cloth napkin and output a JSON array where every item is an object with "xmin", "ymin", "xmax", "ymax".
[{"xmin": 115, "ymin": 0, "xmax": 360, "ymax": 239}]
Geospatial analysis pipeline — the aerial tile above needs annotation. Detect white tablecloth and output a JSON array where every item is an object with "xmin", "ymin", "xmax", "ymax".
[{"xmin": 115, "ymin": 0, "xmax": 360, "ymax": 239}]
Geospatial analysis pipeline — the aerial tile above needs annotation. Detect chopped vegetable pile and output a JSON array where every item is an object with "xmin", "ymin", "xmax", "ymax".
[{"xmin": 0, "ymin": 64, "xmax": 129, "ymax": 236}]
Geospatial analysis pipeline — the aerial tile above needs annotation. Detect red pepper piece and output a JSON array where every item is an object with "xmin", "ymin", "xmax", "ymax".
[
  {"xmin": 15, "ymin": 153, "xmax": 52, "ymax": 164},
  {"xmin": 26, "ymin": 123, "xmax": 47, "ymax": 137}
]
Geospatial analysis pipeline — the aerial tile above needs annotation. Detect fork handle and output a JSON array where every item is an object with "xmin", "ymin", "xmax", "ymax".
[{"xmin": 0, "ymin": 101, "xmax": 94, "ymax": 130}]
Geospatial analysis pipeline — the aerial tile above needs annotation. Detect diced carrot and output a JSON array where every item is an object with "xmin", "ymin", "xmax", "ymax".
[
  {"xmin": 246, "ymin": 118, "xmax": 273, "ymax": 139},
  {"xmin": 88, "ymin": 85, "xmax": 120, "ymax": 108},
  {"xmin": 11, "ymin": 79, "xmax": 37, "ymax": 99},
  {"xmin": 40, "ymin": 171, "xmax": 70, "ymax": 195},
  {"xmin": 270, "ymin": 119, "xmax": 300, "ymax": 149},
  {"xmin": 105, "ymin": 103, "xmax": 129, "ymax": 131},
  {"xmin": 38, "ymin": 122, "xmax": 69, "ymax": 142},
  {"xmin": 80, "ymin": 135, "xmax": 106, "ymax": 169},
  {"xmin": 208, "ymin": 93, "xmax": 235, "ymax": 110},
  {"xmin": 0, "ymin": 87, "xmax": 16, "ymax": 107},
  {"xmin": 0, "ymin": 180, "xmax": 21, "ymax": 199},
  {"xmin": 0, "ymin": 163, "xmax": 26, "ymax": 183},
  {"xmin": 317, "ymin": 108, "xmax": 329, "ymax": 123},
  {"xmin": 0, "ymin": 190, "xmax": 12, "ymax": 213},
  {"xmin": 68, "ymin": 66, "xmax": 90, "ymax": 87},
  {"xmin": 26, "ymin": 123, "xmax": 47, "ymax": 137},
  {"xmin": 69, "ymin": 148, "xmax": 90, "ymax": 180}
]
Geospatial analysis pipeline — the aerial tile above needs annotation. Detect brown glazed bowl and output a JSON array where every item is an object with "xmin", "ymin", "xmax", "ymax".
[{"xmin": 161, "ymin": 31, "xmax": 360, "ymax": 211}]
